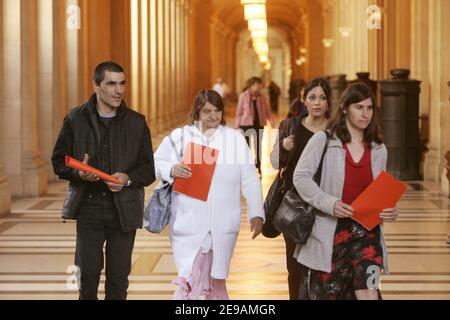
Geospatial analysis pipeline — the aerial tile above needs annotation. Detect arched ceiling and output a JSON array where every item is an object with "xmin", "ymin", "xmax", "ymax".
[{"xmin": 207, "ymin": 0, "xmax": 326, "ymax": 35}]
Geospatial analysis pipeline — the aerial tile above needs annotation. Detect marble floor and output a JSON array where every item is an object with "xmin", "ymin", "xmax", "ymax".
[{"xmin": 0, "ymin": 102, "xmax": 449, "ymax": 300}]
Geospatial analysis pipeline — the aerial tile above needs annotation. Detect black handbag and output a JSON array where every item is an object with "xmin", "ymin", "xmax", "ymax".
[
  {"xmin": 273, "ymin": 132, "xmax": 329, "ymax": 245},
  {"xmin": 262, "ymin": 116, "xmax": 303, "ymax": 239},
  {"xmin": 262, "ymin": 172, "xmax": 284, "ymax": 238}
]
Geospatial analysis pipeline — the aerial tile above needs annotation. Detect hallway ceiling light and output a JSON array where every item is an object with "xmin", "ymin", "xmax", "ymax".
[
  {"xmin": 244, "ymin": 4, "xmax": 266, "ymax": 20},
  {"xmin": 259, "ymin": 55, "xmax": 268, "ymax": 63},
  {"xmin": 339, "ymin": 27, "xmax": 352, "ymax": 37},
  {"xmin": 254, "ymin": 42, "xmax": 269, "ymax": 53},
  {"xmin": 251, "ymin": 29, "xmax": 267, "ymax": 39},
  {"xmin": 264, "ymin": 62, "xmax": 271, "ymax": 70},
  {"xmin": 322, "ymin": 39, "xmax": 334, "ymax": 48},
  {"xmin": 252, "ymin": 37, "xmax": 267, "ymax": 48},
  {"xmin": 241, "ymin": 0, "xmax": 266, "ymax": 4},
  {"xmin": 253, "ymin": 40, "xmax": 268, "ymax": 51},
  {"xmin": 256, "ymin": 50, "xmax": 269, "ymax": 58},
  {"xmin": 252, "ymin": 36, "xmax": 267, "ymax": 45},
  {"xmin": 255, "ymin": 48, "xmax": 269, "ymax": 57},
  {"xmin": 255, "ymin": 46, "xmax": 269, "ymax": 56},
  {"xmin": 248, "ymin": 19, "xmax": 267, "ymax": 31}
]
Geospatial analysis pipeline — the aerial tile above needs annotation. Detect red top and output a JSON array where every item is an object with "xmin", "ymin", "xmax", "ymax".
[{"xmin": 342, "ymin": 143, "xmax": 373, "ymax": 205}]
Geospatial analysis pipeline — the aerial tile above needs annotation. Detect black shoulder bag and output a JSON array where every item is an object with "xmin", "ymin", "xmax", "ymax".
[
  {"xmin": 261, "ymin": 117, "xmax": 302, "ymax": 238},
  {"xmin": 273, "ymin": 131, "xmax": 329, "ymax": 245}
]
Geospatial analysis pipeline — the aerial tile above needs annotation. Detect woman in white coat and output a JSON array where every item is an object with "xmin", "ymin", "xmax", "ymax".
[{"xmin": 154, "ymin": 89, "xmax": 265, "ymax": 300}]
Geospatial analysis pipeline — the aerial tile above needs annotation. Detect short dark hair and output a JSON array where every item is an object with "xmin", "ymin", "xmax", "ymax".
[
  {"xmin": 329, "ymin": 82, "xmax": 382, "ymax": 145},
  {"xmin": 189, "ymin": 89, "xmax": 226, "ymax": 125},
  {"xmin": 303, "ymin": 77, "xmax": 332, "ymax": 118},
  {"xmin": 93, "ymin": 61, "xmax": 124, "ymax": 86}
]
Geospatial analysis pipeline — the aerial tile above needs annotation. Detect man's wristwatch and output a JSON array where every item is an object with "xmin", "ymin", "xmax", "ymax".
[{"xmin": 125, "ymin": 178, "xmax": 132, "ymax": 187}]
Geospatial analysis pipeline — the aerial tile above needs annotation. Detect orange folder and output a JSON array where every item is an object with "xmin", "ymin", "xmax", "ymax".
[
  {"xmin": 173, "ymin": 142, "xmax": 219, "ymax": 201},
  {"xmin": 350, "ymin": 171, "xmax": 407, "ymax": 230},
  {"xmin": 65, "ymin": 156, "xmax": 121, "ymax": 184}
]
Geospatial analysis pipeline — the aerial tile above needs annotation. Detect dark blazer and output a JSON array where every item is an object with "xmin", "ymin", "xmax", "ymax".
[{"xmin": 51, "ymin": 94, "xmax": 155, "ymax": 232}]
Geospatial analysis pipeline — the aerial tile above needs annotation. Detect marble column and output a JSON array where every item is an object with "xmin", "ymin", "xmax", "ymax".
[
  {"xmin": 410, "ymin": 0, "xmax": 430, "ymax": 180},
  {"xmin": 149, "ymin": 0, "xmax": 160, "ymax": 135},
  {"xmin": 65, "ymin": 0, "xmax": 81, "ymax": 109},
  {"xmin": 183, "ymin": 0, "xmax": 190, "ymax": 116},
  {"xmin": 0, "ymin": 0, "xmax": 12, "ymax": 215},
  {"xmin": 156, "ymin": 0, "xmax": 166, "ymax": 133},
  {"xmin": 52, "ymin": 0, "xmax": 69, "ymax": 144},
  {"xmin": 163, "ymin": 0, "xmax": 172, "ymax": 130},
  {"xmin": 306, "ymin": 1, "xmax": 323, "ymax": 78},
  {"xmin": 0, "ymin": 164, "xmax": 11, "ymax": 217},
  {"xmin": 141, "ymin": 0, "xmax": 149, "ymax": 117},
  {"xmin": 171, "ymin": 0, "xmax": 180, "ymax": 126},
  {"xmin": 446, "ymin": 148, "xmax": 450, "ymax": 197},
  {"xmin": 424, "ymin": 0, "xmax": 449, "ymax": 182},
  {"xmin": 20, "ymin": 0, "xmax": 48, "ymax": 196},
  {"xmin": 37, "ymin": 0, "xmax": 56, "ymax": 181},
  {"xmin": 173, "ymin": 0, "xmax": 180, "ymax": 124},
  {"xmin": 188, "ymin": 0, "xmax": 212, "ymax": 100},
  {"xmin": 1, "ymin": 0, "xmax": 47, "ymax": 197},
  {"xmin": 367, "ymin": 0, "xmax": 384, "ymax": 81},
  {"xmin": 442, "ymin": 79, "xmax": 450, "ymax": 196}
]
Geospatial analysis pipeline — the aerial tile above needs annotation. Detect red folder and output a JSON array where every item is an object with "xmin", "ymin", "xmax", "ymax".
[
  {"xmin": 173, "ymin": 142, "xmax": 219, "ymax": 201},
  {"xmin": 65, "ymin": 156, "xmax": 121, "ymax": 184},
  {"xmin": 350, "ymin": 171, "xmax": 407, "ymax": 230}
]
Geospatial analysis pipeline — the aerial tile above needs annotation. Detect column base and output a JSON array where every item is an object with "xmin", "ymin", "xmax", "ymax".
[
  {"xmin": 9, "ymin": 153, "xmax": 48, "ymax": 197},
  {"xmin": 441, "ymin": 171, "xmax": 449, "ymax": 197},
  {"xmin": 444, "ymin": 150, "xmax": 450, "ymax": 198},
  {"xmin": 0, "ymin": 174, "xmax": 12, "ymax": 217},
  {"xmin": 423, "ymin": 146, "xmax": 441, "ymax": 181}
]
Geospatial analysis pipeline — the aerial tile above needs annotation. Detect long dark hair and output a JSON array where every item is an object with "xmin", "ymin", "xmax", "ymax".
[
  {"xmin": 189, "ymin": 89, "xmax": 226, "ymax": 125},
  {"xmin": 302, "ymin": 77, "xmax": 332, "ymax": 118},
  {"xmin": 329, "ymin": 82, "xmax": 382, "ymax": 144}
]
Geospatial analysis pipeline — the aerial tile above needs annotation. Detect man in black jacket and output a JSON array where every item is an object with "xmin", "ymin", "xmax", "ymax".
[{"xmin": 52, "ymin": 61, "xmax": 155, "ymax": 300}]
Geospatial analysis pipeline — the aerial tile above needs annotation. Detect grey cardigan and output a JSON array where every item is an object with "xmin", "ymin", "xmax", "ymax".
[{"xmin": 292, "ymin": 131, "xmax": 389, "ymax": 273}]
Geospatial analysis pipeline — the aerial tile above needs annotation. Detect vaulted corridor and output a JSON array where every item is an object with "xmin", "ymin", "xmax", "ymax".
[{"xmin": 0, "ymin": 0, "xmax": 449, "ymax": 300}]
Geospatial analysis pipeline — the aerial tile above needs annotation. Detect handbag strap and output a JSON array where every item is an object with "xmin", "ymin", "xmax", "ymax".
[
  {"xmin": 312, "ymin": 131, "xmax": 329, "ymax": 184},
  {"xmin": 168, "ymin": 129, "xmax": 184, "ymax": 162},
  {"xmin": 282, "ymin": 116, "xmax": 303, "ymax": 171},
  {"xmin": 289, "ymin": 116, "xmax": 302, "ymax": 136}
]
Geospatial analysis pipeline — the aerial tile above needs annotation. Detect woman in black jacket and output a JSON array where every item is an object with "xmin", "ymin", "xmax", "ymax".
[{"xmin": 269, "ymin": 77, "xmax": 331, "ymax": 299}]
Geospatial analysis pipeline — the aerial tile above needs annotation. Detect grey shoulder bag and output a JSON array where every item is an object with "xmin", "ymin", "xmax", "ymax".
[{"xmin": 143, "ymin": 131, "xmax": 184, "ymax": 233}]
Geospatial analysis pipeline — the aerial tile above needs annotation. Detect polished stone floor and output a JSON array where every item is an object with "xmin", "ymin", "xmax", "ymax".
[{"xmin": 0, "ymin": 101, "xmax": 449, "ymax": 300}]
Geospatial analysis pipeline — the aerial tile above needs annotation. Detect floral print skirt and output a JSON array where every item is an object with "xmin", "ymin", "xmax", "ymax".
[{"xmin": 299, "ymin": 218, "xmax": 383, "ymax": 300}]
